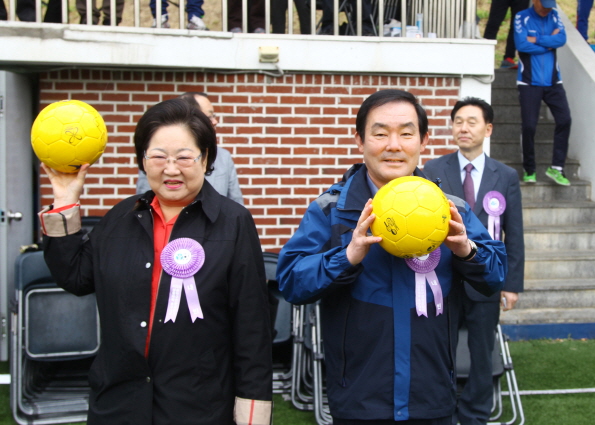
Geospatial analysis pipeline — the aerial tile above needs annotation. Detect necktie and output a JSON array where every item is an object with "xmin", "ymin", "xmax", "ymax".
[{"xmin": 463, "ymin": 163, "xmax": 475, "ymax": 210}]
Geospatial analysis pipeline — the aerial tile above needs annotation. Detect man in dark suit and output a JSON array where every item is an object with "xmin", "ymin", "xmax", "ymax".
[{"xmin": 424, "ymin": 97, "xmax": 524, "ymax": 425}]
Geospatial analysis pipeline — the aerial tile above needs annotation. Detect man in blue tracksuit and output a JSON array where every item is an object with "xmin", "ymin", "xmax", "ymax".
[
  {"xmin": 514, "ymin": 0, "xmax": 572, "ymax": 186},
  {"xmin": 277, "ymin": 90, "xmax": 507, "ymax": 424}
]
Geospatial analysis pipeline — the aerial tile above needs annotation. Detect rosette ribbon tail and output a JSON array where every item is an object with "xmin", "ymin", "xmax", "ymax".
[
  {"xmin": 488, "ymin": 215, "xmax": 501, "ymax": 241},
  {"xmin": 427, "ymin": 270, "xmax": 443, "ymax": 316},
  {"xmin": 184, "ymin": 278, "xmax": 204, "ymax": 322},
  {"xmin": 164, "ymin": 277, "xmax": 204, "ymax": 323},
  {"xmin": 415, "ymin": 273, "xmax": 428, "ymax": 317}
]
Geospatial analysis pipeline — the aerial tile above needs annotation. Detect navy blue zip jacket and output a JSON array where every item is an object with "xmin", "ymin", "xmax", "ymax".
[
  {"xmin": 514, "ymin": 6, "xmax": 566, "ymax": 87},
  {"xmin": 277, "ymin": 164, "xmax": 507, "ymax": 421}
]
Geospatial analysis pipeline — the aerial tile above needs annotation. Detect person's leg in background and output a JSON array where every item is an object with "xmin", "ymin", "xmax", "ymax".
[
  {"xmin": 576, "ymin": 0, "xmax": 594, "ymax": 41},
  {"xmin": 100, "ymin": 0, "xmax": 125, "ymax": 25},
  {"xmin": 77, "ymin": 0, "xmax": 101, "ymax": 24},
  {"xmin": 518, "ymin": 84, "xmax": 544, "ymax": 181}
]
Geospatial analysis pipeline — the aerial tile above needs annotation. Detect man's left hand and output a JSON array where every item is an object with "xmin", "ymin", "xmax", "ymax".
[
  {"xmin": 444, "ymin": 200, "xmax": 474, "ymax": 259},
  {"xmin": 501, "ymin": 291, "xmax": 519, "ymax": 311}
]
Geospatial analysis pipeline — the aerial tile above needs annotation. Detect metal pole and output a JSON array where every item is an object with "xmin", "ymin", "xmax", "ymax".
[
  {"xmin": 311, "ymin": 0, "xmax": 316, "ymax": 34},
  {"xmin": 378, "ymin": 0, "xmax": 383, "ymax": 38},
  {"xmin": 156, "ymin": 0, "xmax": 162, "ymax": 28},
  {"xmin": 134, "ymin": 0, "xmax": 140, "ymax": 27},
  {"xmin": 265, "ymin": 0, "xmax": 270, "ymax": 33},
  {"xmin": 401, "ymin": 0, "xmax": 406, "ymax": 36},
  {"xmin": 333, "ymin": 0, "xmax": 338, "ymax": 35},
  {"xmin": 36, "ymin": 0, "xmax": 42, "ymax": 22},
  {"xmin": 110, "ymin": 0, "xmax": 116, "ymax": 25},
  {"xmin": 288, "ymin": 0, "xmax": 293, "ymax": 34},
  {"xmin": 356, "ymin": 0, "xmax": 361, "ymax": 36},
  {"xmin": 180, "ymin": 0, "xmax": 185, "ymax": 29},
  {"xmin": 242, "ymin": 0, "xmax": 248, "ymax": 32},
  {"xmin": 222, "ymin": 0, "xmax": 228, "ymax": 31},
  {"xmin": 62, "ymin": 0, "xmax": 68, "ymax": 23}
]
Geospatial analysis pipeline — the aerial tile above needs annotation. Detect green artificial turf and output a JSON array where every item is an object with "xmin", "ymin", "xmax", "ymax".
[{"xmin": 0, "ymin": 339, "xmax": 593, "ymax": 424}]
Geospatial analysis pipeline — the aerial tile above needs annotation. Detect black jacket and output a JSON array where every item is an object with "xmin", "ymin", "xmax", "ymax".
[{"xmin": 44, "ymin": 181, "xmax": 272, "ymax": 425}]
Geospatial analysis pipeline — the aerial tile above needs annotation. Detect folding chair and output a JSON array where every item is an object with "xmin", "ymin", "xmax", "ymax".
[
  {"xmin": 10, "ymin": 218, "xmax": 102, "ymax": 424},
  {"xmin": 455, "ymin": 324, "xmax": 525, "ymax": 425},
  {"xmin": 263, "ymin": 252, "xmax": 293, "ymax": 394}
]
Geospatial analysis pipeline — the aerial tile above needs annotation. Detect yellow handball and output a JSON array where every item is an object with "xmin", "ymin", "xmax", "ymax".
[
  {"xmin": 370, "ymin": 176, "xmax": 451, "ymax": 258},
  {"xmin": 31, "ymin": 100, "xmax": 108, "ymax": 173}
]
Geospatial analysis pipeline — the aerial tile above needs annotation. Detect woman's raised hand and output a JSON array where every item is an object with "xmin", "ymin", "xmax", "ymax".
[{"xmin": 42, "ymin": 163, "xmax": 90, "ymax": 208}]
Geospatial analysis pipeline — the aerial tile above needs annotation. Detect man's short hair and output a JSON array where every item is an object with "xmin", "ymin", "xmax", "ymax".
[
  {"xmin": 180, "ymin": 92, "xmax": 209, "ymax": 103},
  {"xmin": 355, "ymin": 89, "xmax": 428, "ymax": 140},
  {"xmin": 451, "ymin": 97, "xmax": 494, "ymax": 124}
]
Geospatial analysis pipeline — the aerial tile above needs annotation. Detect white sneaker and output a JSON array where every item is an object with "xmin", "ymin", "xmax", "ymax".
[
  {"xmin": 187, "ymin": 15, "xmax": 206, "ymax": 30},
  {"xmin": 151, "ymin": 14, "xmax": 170, "ymax": 28}
]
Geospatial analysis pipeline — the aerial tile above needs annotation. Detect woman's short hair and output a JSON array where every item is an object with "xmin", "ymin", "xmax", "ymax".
[{"xmin": 134, "ymin": 98, "xmax": 217, "ymax": 174}]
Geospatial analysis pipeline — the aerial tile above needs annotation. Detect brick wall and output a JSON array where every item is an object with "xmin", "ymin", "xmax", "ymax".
[{"xmin": 38, "ymin": 70, "xmax": 461, "ymax": 251}]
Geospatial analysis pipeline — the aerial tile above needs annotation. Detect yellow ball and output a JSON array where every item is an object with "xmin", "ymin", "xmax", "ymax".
[
  {"xmin": 370, "ymin": 176, "xmax": 451, "ymax": 258},
  {"xmin": 31, "ymin": 100, "xmax": 108, "ymax": 173}
]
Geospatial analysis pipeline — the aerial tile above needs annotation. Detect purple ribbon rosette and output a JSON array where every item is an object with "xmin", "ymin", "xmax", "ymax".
[
  {"xmin": 405, "ymin": 249, "xmax": 443, "ymax": 317},
  {"xmin": 483, "ymin": 191, "xmax": 506, "ymax": 240},
  {"xmin": 160, "ymin": 238, "xmax": 205, "ymax": 323}
]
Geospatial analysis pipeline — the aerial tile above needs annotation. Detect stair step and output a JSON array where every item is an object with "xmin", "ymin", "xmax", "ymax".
[
  {"xmin": 492, "ymin": 69, "xmax": 518, "ymax": 88},
  {"xmin": 492, "ymin": 122, "xmax": 556, "ymax": 140},
  {"xmin": 525, "ymin": 250, "xmax": 595, "ymax": 279},
  {"xmin": 491, "ymin": 87, "xmax": 520, "ymax": 104},
  {"xmin": 524, "ymin": 278, "xmax": 595, "ymax": 291},
  {"xmin": 491, "ymin": 138, "xmax": 572, "ymax": 162},
  {"xmin": 503, "ymin": 161, "xmax": 580, "ymax": 180},
  {"xmin": 519, "ymin": 180, "xmax": 591, "ymax": 202},
  {"xmin": 522, "ymin": 201, "xmax": 595, "ymax": 225},
  {"xmin": 515, "ymin": 288, "xmax": 595, "ymax": 309},
  {"xmin": 524, "ymin": 225, "xmax": 595, "ymax": 250},
  {"xmin": 499, "ymin": 307, "xmax": 595, "ymax": 325},
  {"xmin": 492, "ymin": 103, "xmax": 550, "ymax": 122}
]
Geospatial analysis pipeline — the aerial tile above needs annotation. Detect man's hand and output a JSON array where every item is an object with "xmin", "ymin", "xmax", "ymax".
[
  {"xmin": 527, "ymin": 36, "xmax": 537, "ymax": 43},
  {"xmin": 346, "ymin": 199, "xmax": 382, "ymax": 266},
  {"xmin": 444, "ymin": 200, "xmax": 474, "ymax": 259},
  {"xmin": 551, "ymin": 28, "xmax": 560, "ymax": 35},
  {"xmin": 42, "ymin": 163, "xmax": 90, "ymax": 208},
  {"xmin": 501, "ymin": 291, "xmax": 519, "ymax": 311}
]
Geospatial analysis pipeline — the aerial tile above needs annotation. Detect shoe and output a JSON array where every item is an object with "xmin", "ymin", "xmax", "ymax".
[
  {"xmin": 500, "ymin": 57, "xmax": 518, "ymax": 69},
  {"xmin": 545, "ymin": 167, "xmax": 570, "ymax": 186},
  {"xmin": 187, "ymin": 15, "xmax": 206, "ymax": 30},
  {"xmin": 151, "ymin": 14, "xmax": 170, "ymax": 28},
  {"xmin": 230, "ymin": 27, "xmax": 242, "ymax": 33},
  {"xmin": 523, "ymin": 172, "xmax": 536, "ymax": 183},
  {"xmin": 253, "ymin": 27, "xmax": 265, "ymax": 34}
]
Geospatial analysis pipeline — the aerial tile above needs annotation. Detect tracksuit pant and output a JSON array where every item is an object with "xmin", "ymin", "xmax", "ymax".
[
  {"xmin": 577, "ymin": 0, "xmax": 594, "ymax": 40},
  {"xmin": 484, "ymin": 0, "xmax": 526, "ymax": 60},
  {"xmin": 518, "ymin": 83, "xmax": 571, "ymax": 174}
]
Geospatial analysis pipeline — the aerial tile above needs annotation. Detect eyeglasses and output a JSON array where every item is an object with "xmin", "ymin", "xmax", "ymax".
[{"xmin": 144, "ymin": 153, "xmax": 202, "ymax": 168}]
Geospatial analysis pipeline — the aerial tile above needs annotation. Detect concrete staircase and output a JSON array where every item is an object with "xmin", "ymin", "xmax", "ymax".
[{"xmin": 490, "ymin": 69, "xmax": 595, "ymax": 329}]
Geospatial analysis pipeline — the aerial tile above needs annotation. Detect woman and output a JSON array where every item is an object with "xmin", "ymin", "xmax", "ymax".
[{"xmin": 39, "ymin": 98, "xmax": 272, "ymax": 425}]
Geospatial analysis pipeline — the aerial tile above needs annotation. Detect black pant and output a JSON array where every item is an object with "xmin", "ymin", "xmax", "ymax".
[
  {"xmin": 271, "ymin": 0, "xmax": 311, "ymax": 34},
  {"xmin": 455, "ymin": 299, "xmax": 500, "ymax": 425},
  {"xmin": 483, "ymin": 0, "xmax": 526, "ymax": 60},
  {"xmin": 0, "ymin": 0, "xmax": 62, "ymax": 22},
  {"xmin": 332, "ymin": 417, "xmax": 451, "ymax": 425},
  {"xmin": 227, "ymin": 0, "xmax": 265, "ymax": 31},
  {"xmin": 320, "ymin": 0, "xmax": 374, "ymax": 34},
  {"xmin": 518, "ymin": 83, "xmax": 571, "ymax": 173}
]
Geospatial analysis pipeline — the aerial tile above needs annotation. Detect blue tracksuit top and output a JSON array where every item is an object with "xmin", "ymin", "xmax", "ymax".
[
  {"xmin": 514, "ymin": 6, "xmax": 566, "ymax": 87},
  {"xmin": 277, "ymin": 164, "xmax": 507, "ymax": 421}
]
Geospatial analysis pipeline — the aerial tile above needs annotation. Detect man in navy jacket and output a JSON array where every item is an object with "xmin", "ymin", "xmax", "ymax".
[
  {"xmin": 424, "ymin": 98, "xmax": 524, "ymax": 425},
  {"xmin": 514, "ymin": 0, "xmax": 572, "ymax": 186},
  {"xmin": 277, "ymin": 90, "xmax": 507, "ymax": 424}
]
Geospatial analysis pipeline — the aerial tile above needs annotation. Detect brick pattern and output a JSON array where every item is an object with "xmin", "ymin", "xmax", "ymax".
[{"xmin": 38, "ymin": 70, "xmax": 461, "ymax": 251}]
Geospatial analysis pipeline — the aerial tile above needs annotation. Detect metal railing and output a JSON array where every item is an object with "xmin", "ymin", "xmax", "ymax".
[{"xmin": 3, "ymin": 0, "xmax": 477, "ymax": 38}]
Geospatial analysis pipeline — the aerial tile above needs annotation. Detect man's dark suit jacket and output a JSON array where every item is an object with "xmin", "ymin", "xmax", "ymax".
[{"xmin": 424, "ymin": 152, "xmax": 524, "ymax": 301}]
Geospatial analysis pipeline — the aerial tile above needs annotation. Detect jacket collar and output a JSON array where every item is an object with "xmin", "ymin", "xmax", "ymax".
[
  {"xmin": 337, "ymin": 163, "xmax": 428, "ymax": 213},
  {"xmin": 133, "ymin": 179, "xmax": 222, "ymax": 223}
]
